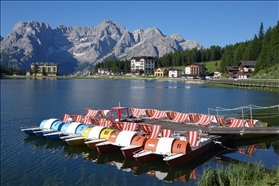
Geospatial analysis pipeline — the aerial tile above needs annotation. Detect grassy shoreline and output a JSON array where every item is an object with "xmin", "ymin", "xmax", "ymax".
[
  {"xmin": 198, "ymin": 162, "xmax": 279, "ymax": 186},
  {"xmin": 2, "ymin": 75, "xmax": 279, "ymax": 92},
  {"xmin": 1, "ymin": 75, "xmax": 205, "ymax": 84}
]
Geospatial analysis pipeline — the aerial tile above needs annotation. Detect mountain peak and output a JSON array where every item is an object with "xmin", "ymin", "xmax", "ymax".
[
  {"xmin": 170, "ymin": 34, "xmax": 185, "ymax": 42},
  {"xmin": 1, "ymin": 20, "xmax": 203, "ymax": 75},
  {"xmin": 101, "ymin": 19, "xmax": 113, "ymax": 24}
]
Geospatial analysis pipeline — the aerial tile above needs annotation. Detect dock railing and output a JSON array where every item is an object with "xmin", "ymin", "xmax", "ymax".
[
  {"xmin": 207, "ymin": 79, "xmax": 279, "ymax": 89},
  {"xmin": 208, "ymin": 104, "xmax": 279, "ymax": 128}
]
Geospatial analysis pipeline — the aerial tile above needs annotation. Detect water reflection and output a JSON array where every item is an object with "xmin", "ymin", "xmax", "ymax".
[
  {"xmin": 219, "ymin": 134, "xmax": 279, "ymax": 171},
  {"xmin": 22, "ymin": 134, "xmax": 279, "ymax": 183}
]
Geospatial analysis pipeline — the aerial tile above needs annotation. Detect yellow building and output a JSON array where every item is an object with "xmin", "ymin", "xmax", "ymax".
[
  {"xmin": 30, "ymin": 62, "xmax": 59, "ymax": 76},
  {"xmin": 154, "ymin": 68, "xmax": 168, "ymax": 77}
]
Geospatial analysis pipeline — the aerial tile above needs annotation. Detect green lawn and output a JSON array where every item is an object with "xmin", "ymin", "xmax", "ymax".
[
  {"xmin": 176, "ymin": 60, "xmax": 221, "ymax": 74},
  {"xmin": 204, "ymin": 60, "xmax": 221, "ymax": 73}
]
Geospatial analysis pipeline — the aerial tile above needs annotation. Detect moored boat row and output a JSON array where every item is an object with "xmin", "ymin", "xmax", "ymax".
[
  {"xmin": 21, "ymin": 111, "xmax": 213, "ymax": 167},
  {"xmin": 21, "ymin": 105, "xmax": 271, "ymax": 167}
]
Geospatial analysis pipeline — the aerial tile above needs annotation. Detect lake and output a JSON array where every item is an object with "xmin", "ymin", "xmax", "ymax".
[{"xmin": 1, "ymin": 78, "xmax": 279, "ymax": 185}]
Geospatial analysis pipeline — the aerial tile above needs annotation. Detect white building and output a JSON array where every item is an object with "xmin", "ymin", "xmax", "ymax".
[
  {"xmin": 237, "ymin": 61, "xmax": 256, "ymax": 79},
  {"xmin": 98, "ymin": 68, "xmax": 109, "ymax": 75},
  {"xmin": 130, "ymin": 56, "xmax": 155, "ymax": 75},
  {"xmin": 168, "ymin": 68, "xmax": 182, "ymax": 78},
  {"xmin": 30, "ymin": 62, "xmax": 59, "ymax": 76},
  {"xmin": 185, "ymin": 63, "xmax": 206, "ymax": 78}
]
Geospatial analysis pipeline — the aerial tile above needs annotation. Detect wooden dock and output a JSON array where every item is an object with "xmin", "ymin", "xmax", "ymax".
[
  {"xmin": 207, "ymin": 79, "xmax": 279, "ymax": 89},
  {"xmin": 137, "ymin": 118, "xmax": 279, "ymax": 136}
]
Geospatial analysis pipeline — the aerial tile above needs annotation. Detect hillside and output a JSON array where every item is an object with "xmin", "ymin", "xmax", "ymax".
[{"xmin": 251, "ymin": 63, "xmax": 279, "ymax": 79}]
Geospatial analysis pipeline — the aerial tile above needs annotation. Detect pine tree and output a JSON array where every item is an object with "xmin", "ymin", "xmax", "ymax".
[
  {"xmin": 270, "ymin": 20, "xmax": 279, "ymax": 66},
  {"xmin": 255, "ymin": 27, "xmax": 273, "ymax": 72},
  {"xmin": 220, "ymin": 45, "xmax": 235, "ymax": 72},
  {"xmin": 258, "ymin": 22, "xmax": 265, "ymax": 40}
]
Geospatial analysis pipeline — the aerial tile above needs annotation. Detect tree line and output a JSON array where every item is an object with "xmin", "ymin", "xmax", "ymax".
[
  {"xmin": 220, "ymin": 21, "xmax": 279, "ymax": 73},
  {"xmin": 95, "ymin": 21, "xmax": 279, "ymax": 74},
  {"xmin": 94, "ymin": 46, "xmax": 223, "ymax": 73},
  {"xmin": 94, "ymin": 59, "xmax": 131, "ymax": 73},
  {"xmin": 0, "ymin": 64, "xmax": 26, "ymax": 76}
]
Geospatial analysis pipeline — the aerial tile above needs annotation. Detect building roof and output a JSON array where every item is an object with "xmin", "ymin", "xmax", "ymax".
[
  {"xmin": 130, "ymin": 56, "xmax": 155, "ymax": 60},
  {"xmin": 226, "ymin": 66, "xmax": 239, "ymax": 71},
  {"xmin": 155, "ymin": 68, "xmax": 168, "ymax": 71},
  {"xmin": 238, "ymin": 60, "xmax": 257, "ymax": 66},
  {"xmin": 32, "ymin": 62, "xmax": 58, "ymax": 66},
  {"xmin": 185, "ymin": 63, "xmax": 205, "ymax": 67},
  {"xmin": 169, "ymin": 68, "xmax": 182, "ymax": 71}
]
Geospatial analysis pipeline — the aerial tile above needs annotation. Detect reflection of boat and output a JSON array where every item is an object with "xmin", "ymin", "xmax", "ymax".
[
  {"xmin": 95, "ymin": 151, "xmax": 125, "ymax": 165},
  {"xmin": 23, "ymin": 135, "xmax": 100, "ymax": 160},
  {"xmin": 134, "ymin": 158, "xmax": 170, "ymax": 176},
  {"xmin": 121, "ymin": 158, "xmax": 140, "ymax": 172},
  {"xmin": 62, "ymin": 145, "xmax": 99, "ymax": 159},
  {"xmin": 94, "ymin": 151, "xmax": 140, "ymax": 172},
  {"xmin": 134, "ymin": 145, "xmax": 224, "ymax": 182},
  {"xmin": 165, "ymin": 144, "xmax": 226, "ymax": 182},
  {"xmin": 233, "ymin": 133, "xmax": 275, "ymax": 140},
  {"xmin": 232, "ymin": 134, "xmax": 279, "ymax": 149},
  {"xmin": 22, "ymin": 133, "xmax": 232, "ymax": 184}
]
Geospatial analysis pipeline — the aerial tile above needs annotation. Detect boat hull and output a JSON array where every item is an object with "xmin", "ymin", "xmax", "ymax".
[
  {"xmin": 44, "ymin": 132, "xmax": 67, "ymax": 140},
  {"xmin": 85, "ymin": 139, "xmax": 106, "ymax": 149},
  {"xmin": 121, "ymin": 146, "xmax": 143, "ymax": 158},
  {"xmin": 65, "ymin": 137, "xmax": 85, "ymax": 146},
  {"xmin": 96, "ymin": 143, "xmax": 121, "ymax": 154},
  {"xmin": 134, "ymin": 153, "xmax": 161, "ymax": 163},
  {"xmin": 34, "ymin": 130, "xmax": 56, "ymax": 137},
  {"xmin": 121, "ymin": 135, "xmax": 147, "ymax": 158},
  {"xmin": 164, "ymin": 141, "xmax": 212, "ymax": 167},
  {"xmin": 21, "ymin": 127, "xmax": 41, "ymax": 135}
]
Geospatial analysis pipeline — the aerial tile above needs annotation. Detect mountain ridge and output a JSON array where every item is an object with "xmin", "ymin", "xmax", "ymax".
[{"xmin": 0, "ymin": 19, "xmax": 203, "ymax": 74}]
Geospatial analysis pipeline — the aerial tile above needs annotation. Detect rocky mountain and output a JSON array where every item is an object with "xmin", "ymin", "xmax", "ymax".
[{"xmin": 0, "ymin": 19, "xmax": 203, "ymax": 74}]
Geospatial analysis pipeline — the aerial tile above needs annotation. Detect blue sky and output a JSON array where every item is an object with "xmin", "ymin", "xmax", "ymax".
[{"xmin": 1, "ymin": 1, "xmax": 278, "ymax": 48}]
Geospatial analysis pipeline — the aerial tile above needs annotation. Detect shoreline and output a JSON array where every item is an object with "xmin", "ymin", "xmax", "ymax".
[
  {"xmin": 3, "ymin": 75, "xmax": 279, "ymax": 90},
  {"xmin": 1, "ymin": 75, "xmax": 205, "ymax": 84}
]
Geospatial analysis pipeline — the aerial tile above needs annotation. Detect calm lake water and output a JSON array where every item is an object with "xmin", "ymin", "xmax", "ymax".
[{"xmin": 1, "ymin": 78, "xmax": 279, "ymax": 185}]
